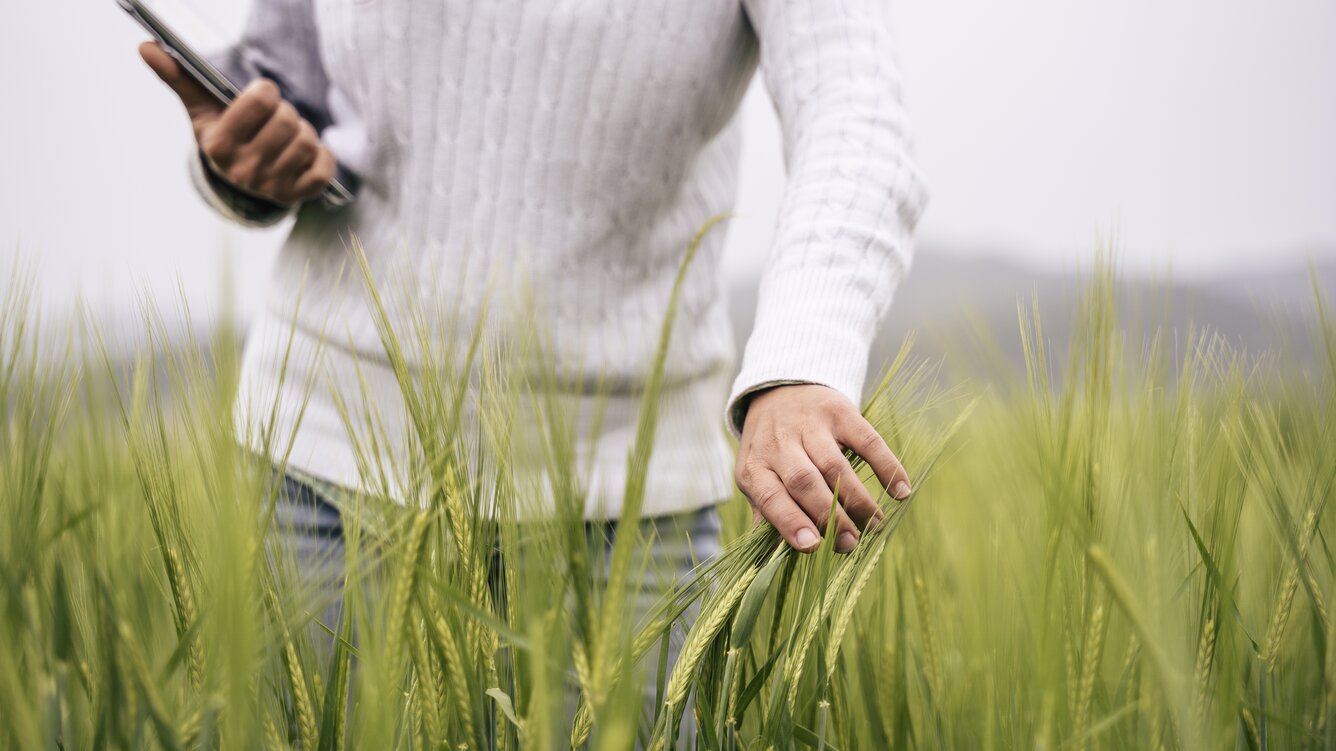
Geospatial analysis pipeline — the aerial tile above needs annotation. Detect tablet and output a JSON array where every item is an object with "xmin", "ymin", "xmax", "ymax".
[{"xmin": 117, "ymin": 0, "xmax": 357, "ymax": 209}]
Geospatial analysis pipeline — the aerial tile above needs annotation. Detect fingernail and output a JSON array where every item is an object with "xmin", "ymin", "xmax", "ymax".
[
  {"xmin": 893, "ymin": 481, "xmax": 912, "ymax": 500},
  {"xmin": 795, "ymin": 528, "xmax": 820, "ymax": 551},
  {"xmin": 836, "ymin": 531, "xmax": 859, "ymax": 553},
  {"xmin": 870, "ymin": 511, "xmax": 886, "ymax": 530}
]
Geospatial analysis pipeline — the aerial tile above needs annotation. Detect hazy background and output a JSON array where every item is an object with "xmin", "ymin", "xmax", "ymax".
[{"xmin": 2, "ymin": 1, "xmax": 1334, "ymax": 359}]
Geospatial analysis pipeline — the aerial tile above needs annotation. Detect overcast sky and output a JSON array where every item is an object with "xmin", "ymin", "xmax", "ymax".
[{"xmin": 3, "ymin": 1, "xmax": 1334, "ymax": 323}]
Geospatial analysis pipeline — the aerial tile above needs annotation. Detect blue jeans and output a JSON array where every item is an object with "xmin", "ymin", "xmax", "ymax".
[{"xmin": 268, "ymin": 467, "xmax": 722, "ymax": 745}]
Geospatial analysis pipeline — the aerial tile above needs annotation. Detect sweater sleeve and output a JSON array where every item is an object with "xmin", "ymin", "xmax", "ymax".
[
  {"xmin": 726, "ymin": 0, "xmax": 929, "ymax": 437},
  {"xmin": 189, "ymin": 0, "xmax": 333, "ymax": 227}
]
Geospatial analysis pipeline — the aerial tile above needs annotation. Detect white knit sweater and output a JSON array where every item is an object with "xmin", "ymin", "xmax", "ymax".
[{"xmin": 197, "ymin": 0, "xmax": 927, "ymax": 519}]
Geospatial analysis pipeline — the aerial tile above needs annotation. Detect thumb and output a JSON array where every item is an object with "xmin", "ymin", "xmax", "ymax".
[{"xmin": 138, "ymin": 41, "xmax": 223, "ymax": 123}]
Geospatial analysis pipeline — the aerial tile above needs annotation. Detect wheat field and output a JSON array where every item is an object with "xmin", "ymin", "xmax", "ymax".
[{"xmin": 1, "ymin": 247, "xmax": 1333, "ymax": 750}]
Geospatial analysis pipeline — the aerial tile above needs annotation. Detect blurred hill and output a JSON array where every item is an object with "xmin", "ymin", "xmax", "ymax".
[
  {"xmin": 727, "ymin": 249, "xmax": 1336, "ymax": 388},
  {"xmin": 74, "ymin": 248, "xmax": 1335, "ymax": 393}
]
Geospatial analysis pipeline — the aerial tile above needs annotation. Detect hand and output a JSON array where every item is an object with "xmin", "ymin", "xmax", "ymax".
[
  {"xmin": 734, "ymin": 384, "xmax": 912, "ymax": 554},
  {"xmin": 139, "ymin": 41, "xmax": 336, "ymax": 208}
]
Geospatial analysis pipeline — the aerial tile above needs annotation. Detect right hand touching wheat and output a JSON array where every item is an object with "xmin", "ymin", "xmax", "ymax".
[{"xmin": 139, "ymin": 41, "xmax": 336, "ymax": 208}]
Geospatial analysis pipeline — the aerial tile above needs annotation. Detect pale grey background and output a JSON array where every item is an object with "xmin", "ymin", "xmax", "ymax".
[{"xmin": 2, "ymin": 1, "xmax": 1334, "ymax": 337}]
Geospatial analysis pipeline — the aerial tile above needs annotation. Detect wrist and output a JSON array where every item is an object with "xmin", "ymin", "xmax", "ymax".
[
  {"xmin": 739, "ymin": 382, "xmax": 831, "ymax": 431},
  {"xmin": 188, "ymin": 151, "xmax": 293, "ymax": 228}
]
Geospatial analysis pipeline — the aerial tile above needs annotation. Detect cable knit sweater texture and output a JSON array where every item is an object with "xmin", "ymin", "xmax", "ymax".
[{"xmin": 197, "ymin": 0, "xmax": 927, "ymax": 519}]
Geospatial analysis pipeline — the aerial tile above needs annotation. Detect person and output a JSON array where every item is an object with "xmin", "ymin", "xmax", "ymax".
[{"xmin": 138, "ymin": 0, "xmax": 926, "ymax": 736}]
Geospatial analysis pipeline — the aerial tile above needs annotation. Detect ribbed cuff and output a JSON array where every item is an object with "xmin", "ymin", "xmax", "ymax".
[
  {"xmin": 188, "ymin": 151, "xmax": 293, "ymax": 228},
  {"xmin": 725, "ymin": 273, "xmax": 875, "ymax": 438}
]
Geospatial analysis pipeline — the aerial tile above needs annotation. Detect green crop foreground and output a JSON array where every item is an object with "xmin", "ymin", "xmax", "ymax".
[{"xmin": 1, "ymin": 244, "xmax": 1333, "ymax": 750}]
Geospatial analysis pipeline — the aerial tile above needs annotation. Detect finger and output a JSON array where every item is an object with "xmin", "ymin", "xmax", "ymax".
[
  {"xmin": 809, "ymin": 436, "xmax": 885, "ymax": 532},
  {"xmin": 248, "ymin": 102, "xmax": 303, "ymax": 165},
  {"xmin": 777, "ymin": 449, "xmax": 861, "ymax": 553},
  {"xmin": 289, "ymin": 147, "xmax": 337, "ymax": 201},
  {"xmin": 836, "ymin": 414, "xmax": 912, "ymax": 500},
  {"xmin": 258, "ymin": 146, "xmax": 318, "ymax": 201},
  {"xmin": 216, "ymin": 80, "xmax": 283, "ymax": 150},
  {"xmin": 269, "ymin": 121, "xmax": 321, "ymax": 181},
  {"xmin": 139, "ymin": 41, "xmax": 224, "ymax": 120},
  {"xmin": 743, "ymin": 468, "xmax": 822, "ymax": 553},
  {"xmin": 228, "ymin": 112, "xmax": 301, "ymax": 194}
]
